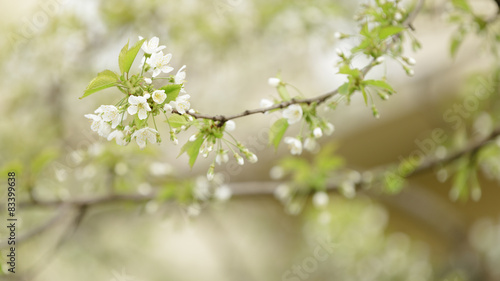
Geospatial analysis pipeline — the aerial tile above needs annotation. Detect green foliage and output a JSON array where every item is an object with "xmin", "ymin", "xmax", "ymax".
[
  {"xmin": 160, "ymin": 84, "xmax": 182, "ymax": 103},
  {"xmin": 269, "ymin": 118, "xmax": 289, "ymax": 149},
  {"xmin": 179, "ymin": 135, "xmax": 205, "ymax": 168},
  {"xmin": 278, "ymin": 144, "xmax": 344, "ymax": 193},
  {"xmin": 119, "ymin": 39, "xmax": 146, "ymax": 75},
  {"xmin": 80, "ymin": 70, "xmax": 119, "ymax": 99},
  {"xmin": 166, "ymin": 114, "xmax": 189, "ymax": 128}
]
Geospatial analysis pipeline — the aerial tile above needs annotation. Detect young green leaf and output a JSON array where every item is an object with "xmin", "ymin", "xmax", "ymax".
[
  {"xmin": 179, "ymin": 136, "xmax": 205, "ymax": 168},
  {"xmin": 119, "ymin": 39, "xmax": 146, "ymax": 75},
  {"xmin": 167, "ymin": 114, "xmax": 188, "ymax": 128},
  {"xmin": 450, "ymin": 33, "xmax": 463, "ymax": 58},
  {"xmin": 451, "ymin": 0, "xmax": 471, "ymax": 12},
  {"xmin": 80, "ymin": 70, "xmax": 119, "ymax": 99},
  {"xmin": 378, "ymin": 26, "xmax": 405, "ymax": 40},
  {"xmin": 339, "ymin": 65, "xmax": 360, "ymax": 77},
  {"xmin": 161, "ymin": 84, "xmax": 182, "ymax": 103},
  {"xmin": 363, "ymin": 79, "xmax": 394, "ymax": 93},
  {"xmin": 277, "ymin": 84, "xmax": 291, "ymax": 101},
  {"xmin": 269, "ymin": 118, "xmax": 289, "ymax": 150}
]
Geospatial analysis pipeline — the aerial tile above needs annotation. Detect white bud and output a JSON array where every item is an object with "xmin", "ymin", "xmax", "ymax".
[
  {"xmin": 336, "ymin": 48, "xmax": 343, "ymax": 56},
  {"xmin": 407, "ymin": 57, "xmax": 416, "ymax": 65},
  {"xmin": 189, "ymin": 134, "xmax": 197, "ymax": 142},
  {"xmin": 260, "ymin": 98, "xmax": 274, "ymax": 108},
  {"xmin": 394, "ymin": 12, "xmax": 403, "ymax": 21},
  {"xmin": 268, "ymin": 77, "xmax": 281, "ymax": 87},
  {"xmin": 188, "ymin": 109, "xmax": 196, "ymax": 114},
  {"xmin": 144, "ymin": 77, "xmax": 152, "ymax": 84},
  {"xmin": 313, "ymin": 127, "xmax": 323, "ymax": 138},
  {"xmin": 334, "ymin": 32, "xmax": 342, "ymax": 39},
  {"xmin": 235, "ymin": 153, "xmax": 244, "ymax": 165},
  {"xmin": 376, "ymin": 56, "xmax": 385, "ymax": 63},
  {"xmin": 225, "ymin": 120, "xmax": 236, "ymax": 131},
  {"xmin": 325, "ymin": 123, "xmax": 335, "ymax": 135},
  {"xmin": 248, "ymin": 153, "xmax": 258, "ymax": 163},
  {"xmin": 312, "ymin": 191, "xmax": 329, "ymax": 208},
  {"xmin": 270, "ymin": 166, "xmax": 285, "ymax": 180}
]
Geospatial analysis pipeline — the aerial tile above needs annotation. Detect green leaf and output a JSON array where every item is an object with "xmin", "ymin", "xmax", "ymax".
[
  {"xmin": 80, "ymin": 70, "xmax": 119, "ymax": 99},
  {"xmin": 119, "ymin": 39, "xmax": 146, "ymax": 75},
  {"xmin": 338, "ymin": 82, "xmax": 350, "ymax": 95},
  {"xmin": 277, "ymin": 85, "xmax": 291, "ymax": 101},
  {"xmin": 451, "ymin": 0, "xmax": 471, "ymax": 12},
  {"xmin": 339, "ymin": 65, "xmax": 360, "ymax": 77},
  {"xmin": 161, "ymin": 84, "xmax": 182, "ymax": 103},
  {"xmin": 450, "ymin": 33, "xmax": 463, "ymax": 58},
  {"xmin": 269, "ymin": 118, "xmax": 289, "ymax": 150},
  {"xmin": 360, "ymin": 85, "xmax": 368, "ymax": 105},
  {"xmin": 378, "ymin": 26, "xmax": 405, "ymax": 40},
  {"xmin": 363, "ymin": 79, "xmax": 394, "ymax": 93},
  {"xmin": 167, "ymin": 114, "xmax": 188, "ymax": 128},
  {"xmin": 179, "ymin": 136, "xmax": 205, "ymax": 168}
]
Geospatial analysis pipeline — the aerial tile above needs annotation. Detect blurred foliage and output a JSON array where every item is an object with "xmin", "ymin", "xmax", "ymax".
[{"xmin": 0, "ymin": 0, "xmax": 500, "ymax": 280}]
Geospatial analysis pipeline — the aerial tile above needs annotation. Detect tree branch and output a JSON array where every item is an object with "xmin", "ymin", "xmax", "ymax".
[{"xmin": 182, "ymin": 0, "xmax": 426, "ymax": 124}]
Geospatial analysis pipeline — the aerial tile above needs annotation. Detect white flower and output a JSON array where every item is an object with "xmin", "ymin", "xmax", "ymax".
[
  {"xmin": 85, "ymin": 114, "xmax": 111, "ymax": 137},
  {"xmin": 147, "ymin": 51, "xmax": 173, "ymax": 77},
  {"xmin": 303, "ymin": 137, "xmax": 317, "ymax": 152},
  {"xmin": 127, "ymin": 94, "xmax": 151, "ymax": 120},
  {"xmin": 274, "ymin": 184, "xmax": 290, "ymax": 201},
  {"xmin": 313, "ymin": 127, "xmax": 323, "ymax": 138},
  {"xmin": 260, "ymin": 98, "xmax": 273, "ymax": 108},
  {"xmin": 225, "ymin": 120, "xmax": 236, "ymax": 131},
  {"xmin": 139, "ymin": 36, "xmax": 166, "ymax": 54},
  {"xmin": 214, "ymin": 185, "xmax": 232, "ymax": 201},
  {"xmin": 107, "ymin": 127, "xmax": 130, "ymax": 146},
  {"xmin": 131, "ymin": 127, "xmax": 158, "ymax": 149},
  {"xmin": 169, "ymin": 94, "xmax": 190, "ymax": 114},
  {"xmin": 394, "ymin": 12, "xmax": 403, "ymax": 21},
  {"xmin": 312, "ymin": 191, "xmax": 329, "ymax": 207},
  {"xmin": 194, "ymin": 177, "xmax": 210, "ymax": 201},
  {"xmin": 95, "ymin": 105, "xmax": 126, "ymax": 128},
  {"xmin": 325, "ymin": 122, "xmax": 335, "ymax": 135},
  {"xmin": 149, "ymin": 162, "xmax": 173, "ymax": 176},
  {"xmin": 175, "ymin": 65, "xmax": 187, "ymax": 93},
  {"xmin": 282, "ymin": 104, "xmax": 303, "ymax": 124},
  {"xmin": 164, "ymin": 103, "xmax": 173, "ymax": 113},
  {"xmin": 284, "ymin": 137, "xmax": 302, "ymax": 155},
  {"xmin": 268, "ymin": 77, "xmax": 281, "ymax": 87},
  {"xmin": 340, "ymin": 181, "xmax": 356, "ymax": 199},
  {"xmin": 215, "ymin": 150, "xmax": 229, "ymax": 165},
  {"xmin": 152, "ymin": 90, "xmax": 166, "ymax": 104}
]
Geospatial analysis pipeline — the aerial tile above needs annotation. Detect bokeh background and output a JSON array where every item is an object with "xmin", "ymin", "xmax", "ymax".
[{"xmin": 1, "ymin": 0, "xmax": 500, "ymax": 280}]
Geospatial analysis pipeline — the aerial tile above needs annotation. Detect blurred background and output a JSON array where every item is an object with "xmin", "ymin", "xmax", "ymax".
[{"xmin": 0, "ymin": 0, "xmax": 500, "ymax": 280}]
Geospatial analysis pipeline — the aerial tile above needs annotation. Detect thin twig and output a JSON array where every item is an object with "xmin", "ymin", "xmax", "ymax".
[{"xmin": 182, "ymin": 0, "xmax": 426, "ymax": 124}]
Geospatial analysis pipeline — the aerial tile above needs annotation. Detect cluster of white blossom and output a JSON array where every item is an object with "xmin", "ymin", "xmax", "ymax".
[
  {"xmin": 85, "ymin": 36, "xmax": 192, "ymax": 149},
  {"xmin": 263, "ymin": 77, "xmax": 335, "ymax": 156}
]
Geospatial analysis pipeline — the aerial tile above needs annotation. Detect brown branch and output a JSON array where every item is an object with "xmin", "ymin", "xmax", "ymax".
[{"xmin": 181, "ymin": 0, "xmax": 426, "ymax": 124}]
